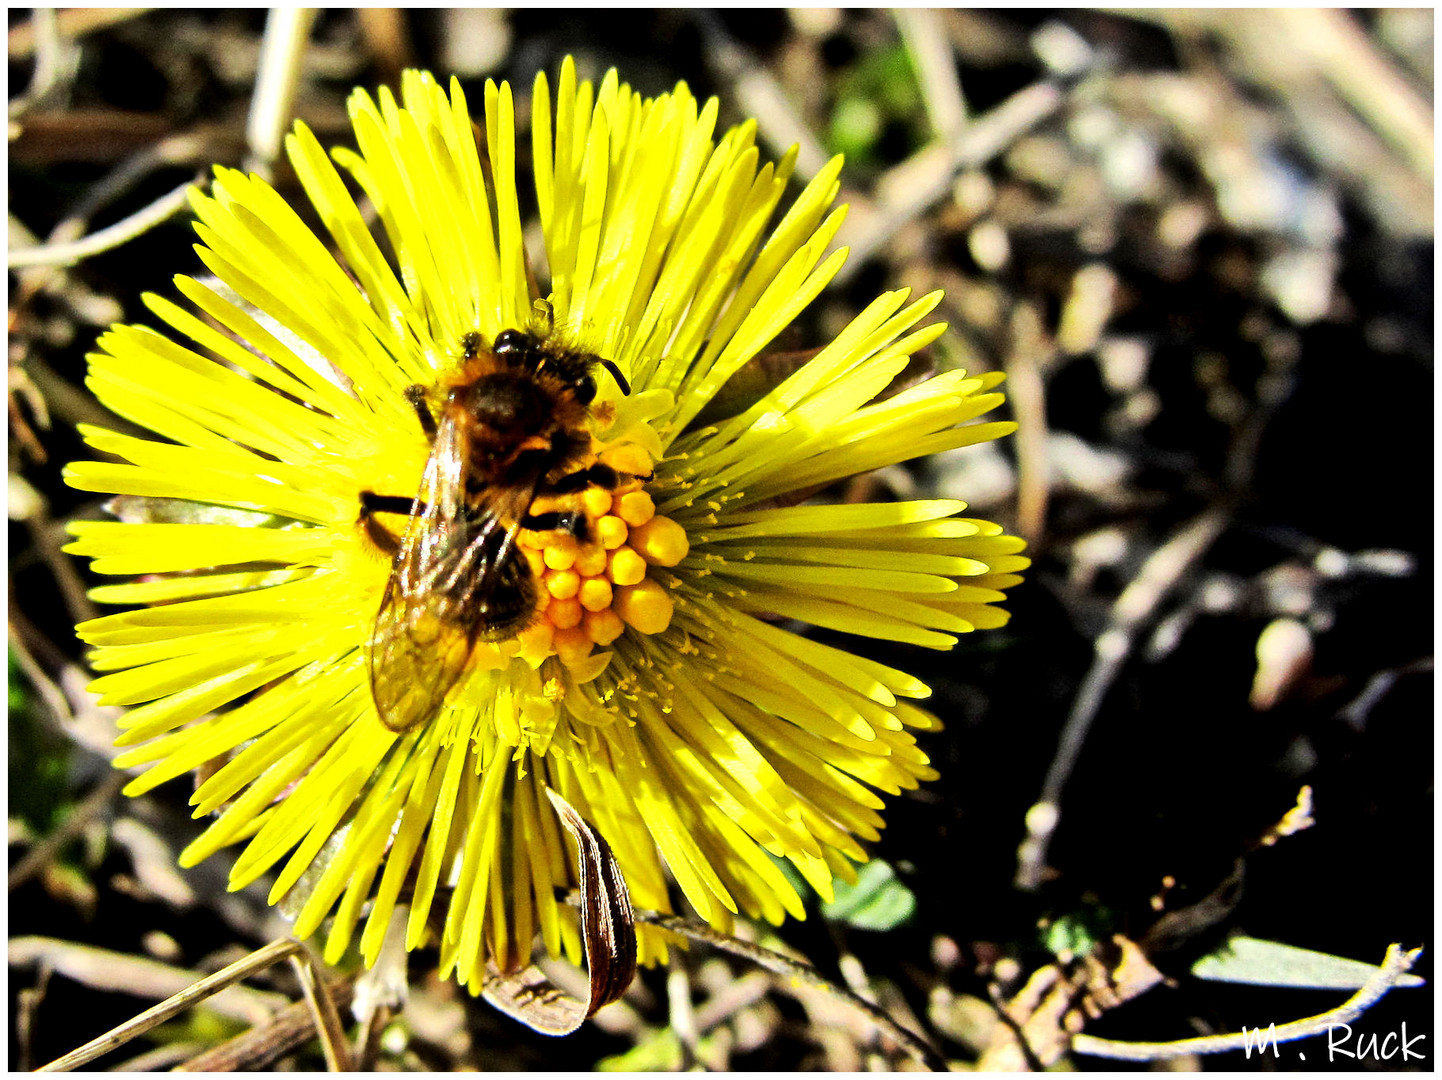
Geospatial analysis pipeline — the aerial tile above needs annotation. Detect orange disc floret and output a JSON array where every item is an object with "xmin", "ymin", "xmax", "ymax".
[
  {"xmin": 628, "ymin": 515, "xmax": 689, "ymax": 566},
  {"xmin": 606, "ymin": 546, "xmax": 647, "ymax": 587},
  {"xmin": 508, "ymin": 440, "xmax": 690, "ymax": 671},
  {"xmin": 595, "ymin": 515, "xmax": 628, "ymax": 550},
  {"xmin": 583, "ymin": 608, "xmax": 625, "ymax": 646},
  {"xmin": 573, "ymin": 542, "xmax": 607, "ymax": 576},
  {"xmin": 547, "ymin": 595, "xmax": 584, "ymax": 629},
  {"xmin": 578, "ymin": 577, "xmax": 613, "ymax": 612},
  {"xmin": 544, "ymin": 568, "xmax": 580, "ymax": 600},
  {"xmin": 580, "ymin": 487, "xmax": 612, "ymax": 519},
  {"xmin": 551, "ymin": 625, "xmax": 594, "ymax": 666},
  {"xmin": 542, "ymin": 535, "xmax": 579, "ymax": 570},
  {"xmin": 614, "ymin": 579, "xmax": 674, "ymax": 635},
  {"xmin": 615, "ymin": 490, "xmax": 655, "ymax": 526}
]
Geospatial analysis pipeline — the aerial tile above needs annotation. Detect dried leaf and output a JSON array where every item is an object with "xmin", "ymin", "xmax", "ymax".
[
  {"xmin": 1192, "ymin": 936, "xmax": 1426, "ymax": 990},
  {"xmin": 481, "ymin": 789, "xmax": 636, "ymax": 1035},
  {"xmin": 978, "ymin": 935, "xmax": 1165, "ymax": 1070}
]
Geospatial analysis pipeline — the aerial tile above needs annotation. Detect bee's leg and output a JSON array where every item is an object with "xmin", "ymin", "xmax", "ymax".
[
  {"xmin": 358, "ymin": 491, "xmax": 420, "ymax": 555},
  {"xmin": 543, "ymin": 462, "xmax": 654, "ymax": 495},
  {"xmin": 404, "ymin": 385, "xmax": 437, "ymax": 439},
  {"xmin": 520, "ymin": 509, "xmax": 589, "ymax": 543},
  {"xmin": 544, "ymin": 464, "xmax": 614, "ymax": 495},
  {"xmin": 360, "ymin": 492, "xmax": 418, "ymax": 515}
]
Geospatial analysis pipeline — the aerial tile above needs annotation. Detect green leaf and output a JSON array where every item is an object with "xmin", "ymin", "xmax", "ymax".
[
  {"xmin": 1043, "ymin": 912, "xmax": 1101, "ymax": 959},
  {"xmin": 9, "ymin": 648, "xmax": 28, "ymax": 713},
  {"xmin": 598, "ymin": 1028, "xmax": 683, "ymax": 1071},
  {"xmin": 1192, "ymin": 936, "xmax": 1426, "ymax": 990},
  {"xmin": 822, "ymin": 859, "xmax": 916, "ymax": 931}
]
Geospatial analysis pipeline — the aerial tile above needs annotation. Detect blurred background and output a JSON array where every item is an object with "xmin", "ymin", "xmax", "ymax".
[{"xmin": 9, "ymin": 8, "xmax": 1433, "ymax": 1071}]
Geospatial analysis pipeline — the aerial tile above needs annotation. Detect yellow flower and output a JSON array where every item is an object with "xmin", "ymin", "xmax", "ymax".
[{"xmin": 64, "ymin": 61, "xmax": 1028, "ymax": 992}]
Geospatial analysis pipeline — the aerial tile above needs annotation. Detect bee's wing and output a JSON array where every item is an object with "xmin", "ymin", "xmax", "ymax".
[{"xmin": 368, "ymin": 412, "xmax": 533, "ymax": 733}]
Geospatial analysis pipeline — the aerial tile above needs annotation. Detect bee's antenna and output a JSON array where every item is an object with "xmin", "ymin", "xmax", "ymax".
[{"xmin": 598, "ymin": 358, "xmax": 630, "ymax": 396}]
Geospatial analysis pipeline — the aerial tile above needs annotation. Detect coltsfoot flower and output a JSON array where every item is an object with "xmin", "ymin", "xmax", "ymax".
[{"xmin": 64, "ymin": 61, "xmax": 1028, "ymax": 992}]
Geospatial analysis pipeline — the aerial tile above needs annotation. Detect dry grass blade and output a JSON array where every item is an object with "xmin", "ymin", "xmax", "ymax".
[
  {"xmin": 692, "ymin": 9, "xmax": 830, "ymax": 179},
  {"xmin": 8, "ymin": 937, "xmax": 288, "ymax": 1024},
  {"xmin": 246, "ymin": 8, "xmax": 318, "ymax": 174},
  {"xmin": 8, "ymin": 176, "xmax": 201, "ymax": 269},
  {"xmin": 175, "ymin": 976, "xmax": 358, "ymax": 1072},
  {"xmin": 288, "ymin": 954, "xmax": 353, "ymax": 1071},
  {"xmin": 1072, "ymin": 944, "xmax": 1424, "ymax": 1061},
  {"xmin": 15, "ymin": 960, "xmax": 52, "ymax": 1072},
  {"xmin": 33, "ymin": 937, "xmax": 305, "ymax": 1072},
  {"xmin": 896, "ymin": 8, "xmax": 967, "ymax": 138},
  {"xmin": 1005, "ymin": 302, "xmax": 1054, "ymax": 546}
]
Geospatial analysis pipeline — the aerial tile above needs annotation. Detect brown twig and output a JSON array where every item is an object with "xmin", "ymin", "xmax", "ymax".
[
  {"xmin": 692, "ymin": 969, "xmax": 773, "ymax": 1033},
  {"xmin": 22, "ymin": 354, "xmax": 147, "ymax": 438},
  {"xmin": 7, "ymin": 609, "xmax": 77, "ymax": 728},
  {"xmin": 10, "ymin": 937, "xmax": 290, "ymax": 1027},
  {"xmin": 11, "ymin": 127, "xmax": 217, "ymax": 313},
  {"xmin": 1006, "ymin": 301, "xmax": 1054, "ymax": 546},
  {"xmin": 109, "ymin": 1042, "xmax": 208, "ymax": 1072},
  {"xmin": 1072, "ymin": 944, "xmax": 1424, "ymax": 1061},
  {"xmin": 7, "ymin": 8, "xmax": 149, "ymax": 59},
  {"xmin": 836, "ymin": 78, "xmax": 1067, "ymax": 283},
  {"xmin": 8, "ymin": 8, "xmax": 68, "ymax": 120},
  {"xmin": 692, "ymin": 9, "xmax": 831, "ymax": 180},
  {"xmin": 22, "ymin": 501, "xmax": 101, "ymax": 629},
  {"xmin": 8, "ymin": 602, "xmax": 136, "ymax": 767},
  {"xmin": 15, "ymin": 960, "xmax": 53, "ymax": 1072},
  {"xmin": 34, "ymin": 937, "xmax": 305, "ymax": 1072},
  {"xmin": 1015, "ymin": 506, "xmax": 1231, "ymax": 890},
  {"xmin": 353, "ymin": 1002, "xmax": 393, "ymax": 1072},
  {"xmin": 667, "ymin": 958, "xmax": 703, "ymax": 1069},
  {"xmin": 632, "ymin": 908, "xmax": 949, "ymax": 1072}
]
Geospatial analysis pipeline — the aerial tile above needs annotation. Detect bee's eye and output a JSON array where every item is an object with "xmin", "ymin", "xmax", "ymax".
[
  {"xmin": 575, "ymin": 375, "xmax": 597, "ymax": 405},
  {"xmin": 494, "ymin": 330, "xmax": 526, "ymax": 356}
]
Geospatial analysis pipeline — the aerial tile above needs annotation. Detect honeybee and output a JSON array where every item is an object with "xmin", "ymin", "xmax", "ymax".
[{"xmin": 361, "ymin": 327, "xmax": 631, "ymax": 734}]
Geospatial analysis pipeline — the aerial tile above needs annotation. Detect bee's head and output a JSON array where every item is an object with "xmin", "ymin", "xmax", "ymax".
[
  {"xmin": 492, "ymin": 328, "xmax": 534, "ymax": 361},
  {"xmin": 484, "ymin": 328, "xmax": 628, "ymax": 402}
]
